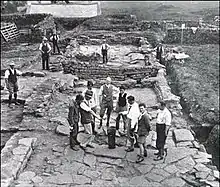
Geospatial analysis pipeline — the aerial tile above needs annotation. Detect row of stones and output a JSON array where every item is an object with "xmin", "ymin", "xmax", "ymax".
[{"xmin": 1, "ymin": 133, "xmax": 37, "ymax": 187}]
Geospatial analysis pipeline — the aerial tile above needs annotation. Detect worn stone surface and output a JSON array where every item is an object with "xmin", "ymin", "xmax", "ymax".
[
  {"xmin": 164, "ymin": 164, "xmax": 180, "ymax": 174},
  {"xmin": 174, "ymin": 129, "xmax": 194, "ymax": 142},
  {"xmin": 161, "ymin": 177, "xmax": 186, "ymax": 187},
  {"xmin": 136, "ymin": 164, "xmax": 154, "ymax": 174},
  {"xmin": 31, "ymin": 176, "xmax": 43, "ymax": 184},
  {"xmin": 83, "ymin": 154, "xmax": 96, "ymax": 168},
  {"xmin": 55, "ymin": 125, "xmax": 70, "ymax": 136},
  {"xmin": 18, "ymin": 138, "xmax": 37, "ymax": 148},
  {"xmin": 145, "ymin": 173, "xmax": 165, "ymax": 182},
  {"xmin": 12, "ymin": 146, "xmax": 30, "ymax": 155},
  {"xmin": 64, "ymin": 147, "xmax": 84, "ymax": 163},
  {"xmin": 72, "ymin": 174, "xmax": 91, "ymax": 185},
  {"xmin": 45, "ymin": 173, "xmax": 73, "ymax": 184},
  {"xmin": 17, "ymin": 171, "xmax": 36, "ymax": 181}
]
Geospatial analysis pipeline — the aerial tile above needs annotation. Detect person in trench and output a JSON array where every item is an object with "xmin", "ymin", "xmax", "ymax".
[
  {"xmin": 78, "ymin": 90, "xmax": 101, "ymax": 150},
  {"xmin": 39, "ymin": 37, "xmax": 52, "ymax": 70}
]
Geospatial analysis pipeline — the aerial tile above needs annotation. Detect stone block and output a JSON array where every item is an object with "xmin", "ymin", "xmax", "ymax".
[
  {"xmin": 33, "ymin": 71, "xmax": 46, "ymax": 77},
  {"xmin": 18, "ymin": 138, "xmax": 37, "ymax": 148},
  {"xmin": 176, "ymin": 156, "xmax": 195, "ymax": 172},
  {"xmin": 161, "ymin": 177, "xmax": 186, "ymax": 187},
  {"xmin": 136, "ymin": 165, "xmax": 154, "ymax": 174},
  {"xmin": 72, "ymin": 174, "xmax": 91, "ymax": 185},
  {"xmin": 145, "ymin": 173, "xmax": 165, "ymax": 182},
  {"xmin": 45, "ymin": 173, "xmax": 73, "ymax": 184},
  {"xmin": 164, "ymin": 164, "xmax": 180, "ymax": 174},
  {"xmin": 31, "ymin": 176, "xmax": 43, "ymax": 184},
  {"xmin": 83, "ymin": 154, "xmax": 96, "ymax": 168},
  {"xmin": 55, "ymin": 125, "xmax": 69, "ymax": 136},
  {"xmin": 17, "ymin": 171, "xmax": 36, "ymax": 181},
  {"xmin": 12, "ymin": 146, "xmax": 30, "ymax": 155},
  {"xmin": 174, "ymin": 129, "xmax": 194, "ymax": 142}
]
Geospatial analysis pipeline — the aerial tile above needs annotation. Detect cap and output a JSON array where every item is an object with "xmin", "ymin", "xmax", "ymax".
[
  {"xmin": 9, "ymin": 62, "xmax": 15, "ymax": 66},
  {"xmin": 106, "ymin": 77, "xmax": 111, "ymax": 82},
  {"xmin": 85, "ymin": 90, "xmax": 93, "ymax": 99}
]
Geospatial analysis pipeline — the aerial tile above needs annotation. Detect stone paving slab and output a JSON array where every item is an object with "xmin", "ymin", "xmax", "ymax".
[
  {"xmin": 1, "ymin": 133, "xmax": 37, "ymax": 187},
  {"xmin": 85, "ymin": 145, "xmax": 127, "ymax": 159}
]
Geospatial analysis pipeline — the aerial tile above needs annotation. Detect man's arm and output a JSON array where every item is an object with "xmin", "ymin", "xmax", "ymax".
[
  {"xmin": 4, "ymin": 70, "xmax": 9, "ymax": 88},
  {"xmin": 47, "ymin": 43, "xmax": 52, "ymax": 53},
  {"xmin": 112, "ymin": 85, "xmax": 119, "ymax": 95},
  {"xmin": 16, "ymin": 69, "xmax": 22, "ymax": 76},
  {"xmin": 39, "ymin": 43, "xmax": 44, "ymax": 53},
  {"xmin": 98, "ymin": 85, "xmax": 103, "ymax": 104}
]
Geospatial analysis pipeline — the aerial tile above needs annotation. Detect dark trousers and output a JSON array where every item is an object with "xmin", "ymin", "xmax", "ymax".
[
  {"xmin": 52, "ymin": 41, "xmax": 60, "ymax": 54},
  {"xmin": 42, "ymin": 54, "xmax": 49, "ymax": 70},
  {"xmin": 156, "ymin": 123, "xmax": 166, "ymax": 156},
  {"xmin": 127, "ymin": 121, "xmax": 138, "ymax": 149},
  {"xmin": 91, "ymin": 106, "xmax": 97, "ymax": 134},
  {"xmin": 116, "ymin": 114, "xmax": 127, "ymax": 130},
  {"xmin": 100, "ymin": 101, "xmax": 113, "ymax": 127},
  {"xmin": 102, "ymin": 50, "xmax": 108, "ymax": 63},
  {"xmin": 69, "ymin": 127, "xmax": 79, "ymax": 148}
]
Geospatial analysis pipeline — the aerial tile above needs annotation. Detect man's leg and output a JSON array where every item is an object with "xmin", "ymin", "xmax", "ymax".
[
  {"xmin": 46, "ymin": 56, "xmax": 49, "ymax": 70},
  {"xmin": 115, "ymin": 114, "xmax": 121, "ymax": 131},
  {"xmin": 136, "ymin": 143, "xmax": 144, "ymax": 163},
  {"xmin": 56, "ymin": 42, "xmax": 60, "ymax": 54},
  {"xmin": 91, "ymin": 107, "xmax": 97, "ymax": 134},
  {"xmin": 122, "ymin": 114, "xmax": 127, "ymax": 131},
  {"xmin": 42, "ymin": 57, "xmax": 45, "ymax": 70},
  {"xmin": 105, "ymin": 52, "xmax": 108, "ymax": 63},
  {"xmin": 125, "ymin": 121, "xmax": 134, "ymax": 152},
  {"xmin": 99, "ymin": 103, "xmax": 106, "ymax": 129},
  {"xmin": 106, "ymin": 103, "xmax": 113, "ymax": 127},
  {"xmin": 8, "ymin": 93, "xmax": 12, "ymax": 107},
  {"xmin": 69, "ymin": 129, "xmax": 79, "ymax": 151},
  {"xmin": 53, "ymin": 42, "xmax": 56, "ymax": 54}
]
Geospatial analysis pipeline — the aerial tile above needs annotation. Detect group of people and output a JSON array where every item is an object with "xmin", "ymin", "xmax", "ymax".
[{"xmin": 68, "ymin": 76, "xmax": 172, "ymax": 163}]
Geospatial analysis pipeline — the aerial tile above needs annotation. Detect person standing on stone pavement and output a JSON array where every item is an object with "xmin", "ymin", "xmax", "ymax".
[
  {"xmin": 67, "ymin": 94, "xmax": 84, "ymax": 151},
  {"xmin": 39, "ymin": 37, "xmax": 52, "ymax": 70},
  {"xmin": 101, "ymin": 38, "xmax": 110, "ymax": 64},
  {"xmin": 4, "ymin": 62, "xmax": 22, "ymax": 108},
  {"xmin": 82, "ymin": 80, "xmax": 98, "ymax": 135},
  {"xmin": 136, "ymin": 103, "xmax": 151, "ymax": 163},
  {"xmin": 125, "ymin": 95, "xmax": 140, "ymax": 152},
  {"xmin": 49, "ymin": 31, "xmax": 60, "ymax": 54},
  {"xmin": 154, "ymin": 101, "xmax": 172, "ymax": 161},
  {"xmin": 79, "ymin": 90, "xmax": 101, "ymax": 150},
  {"xmin": 115, "ymin": 85, "xmax": 128, "ymax": 136},
  {"xmin": 98, "ymin": 77, "xmax": 119, "ymax": 129}
]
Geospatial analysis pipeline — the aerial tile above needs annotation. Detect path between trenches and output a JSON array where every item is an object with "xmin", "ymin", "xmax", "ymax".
[{"xmin": 1, "ymin": 48, "xmax": 219, "ymax": 187}]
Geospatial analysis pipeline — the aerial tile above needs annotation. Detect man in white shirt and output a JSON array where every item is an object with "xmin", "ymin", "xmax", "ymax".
[
  {"xmin": 4, "ymin": 62, "xmax": 22, "ymax": 108},
  {"xmin": 101, "ymin": 38, "xmax": 110, "ymax": 64},
  {"xmin": 79, "ymin": 90, "xmax": 100, "ymax": 150},
  {"xmin": 154, "ymin": 101, "xmax": 172, "ymax": 161},
  {"xmin": 82, "ymin": 80, "xmax": 98, "ymax": 135},
  {"xmin": 39, "ymin": 37, "xmax": 52, "ymax": 70},
  {"xmin": 98, "ymin": 77, "xmax": 119, "ymax": 129},
  {"xmin": 125, "ymin": 95, "xmax": 140, "ymax": 152}
]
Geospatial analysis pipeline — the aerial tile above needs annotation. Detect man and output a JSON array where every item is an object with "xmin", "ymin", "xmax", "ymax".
[
  {"xmin": 115, "ymin": 85, "xmax": 127, "ymax": 136},
  {"xmin": 101, "ymin": 38, "xmax": 110, "ymax": 64},
  {"xmin": 125, "ymin": 95, "xmax": 140, "ymax": 152},
  {"xmin": 79, "ymin": 90, "xmax": 100, "ymax": 150},
  {"xmin": 49, "ymin": 31, "xmax": 60, "ymax": 54},
  {"xmin": 154, "ymin": 101, "xmax": 172, "ymax": 161},
  {"xmin": 98, "ymin": 77, "xmax": 119, "ymax": 129},
  {"xmin": 155, "ymin": 42, "xmax": 164, "ymax": 64},
  {"xmin": 68, "ymin": 94, "xmax": 84, "ymax": 151},
  {"xmin": 5, "ymin": 62, "xmax": 22, "ymax": 108},
  {"xmin": 82, "ymin": 80, "xmax": 98, "ymax": 135},
  {"xmin": 39, "ymin": 37, "xmax": 52, "ymax": 70},
  {"xmin": 136, "ymin": 103, "xmax": 151, "ymax": 163}
]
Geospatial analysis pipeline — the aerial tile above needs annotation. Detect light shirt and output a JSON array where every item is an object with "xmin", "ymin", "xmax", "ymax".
[
  {"xmin": 5, "ymin": 68, "xmax": 22, "ymax": 79},
  {"xmin": 39, "ymin": 42, "xmax": 52, "ymax": 51},
  {"xmin": 156, "ymin": 107, "xmax": 172, "ymax": 126},
  {"xmin": 98, "ymin": 84, "xmax": 119, "ymax": 96},
  {"xmin": 101, "ymin": 43, "xmax": 110, "ymax": 50},
  {"xmin": 80, "ymin": 100, "xmax": 91, "ymax": 112},
  {"xmin": 127, "ymin": 102, "xmax": 140, "ymax": 129},
  {"xmin": 50, "ymin": 34, "xmax": 59, "ymax": 41},
  {"xmin": 82, "ymin": 88, "xmax": 98, "ymax": 108}
]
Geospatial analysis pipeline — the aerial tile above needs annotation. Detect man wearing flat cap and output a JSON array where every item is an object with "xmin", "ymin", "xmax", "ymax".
[
  {"xmin": 4, "ymin": 62, "xmax": 22, "ymax": 108},
  {"xmin": 39, "ymin": 37, "xmax": 52, "ymax": 70}
]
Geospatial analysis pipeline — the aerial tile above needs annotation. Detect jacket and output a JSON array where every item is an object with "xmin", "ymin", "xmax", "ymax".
[{"xmin": 137, "ymin": 112, "xmax": 151, "ymax": 136}]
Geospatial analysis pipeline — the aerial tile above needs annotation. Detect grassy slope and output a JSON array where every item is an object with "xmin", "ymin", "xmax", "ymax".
[{"xmin": 167, "ymin": 44, "xmax": 219, "ymax": 124}]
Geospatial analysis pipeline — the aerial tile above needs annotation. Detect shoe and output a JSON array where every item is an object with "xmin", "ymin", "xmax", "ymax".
[
  {"xmin": 154, "ymin": 156, "xmax": 163, "ymax": 161},
  {"xmin": 154, "ymin": 152, "xmax": 160, "ymax": 155},
  {"xmin": 134, "ymin": 143, "xmax": 139, "ymax": 148},
  {"xmin": 70, "ymin": 146, "xmax": 79, "ymax": 151},
  {"xmin": 86, "ymin": 144, "xmax": 94, "ymax": 148},
  {"xmin": 136, "ymin": 156, "xmax": 144, "ymax": 163},
  {"xmin": 125, "ymin": 147, "xmax": 134, "ymax": 152},
  {"xmin": 14, "ymin": 101, "xmax": 20, "ymax": 105},
  {"xmin": 144, "ymin": 149, "xmax": 148, "ymax": 157}
]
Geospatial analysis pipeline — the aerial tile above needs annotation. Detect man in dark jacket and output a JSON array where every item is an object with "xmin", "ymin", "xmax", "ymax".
[
  {"xmin": 155, "ymin": 42, "xmax": 164, "ymax": 64},
  {"xmin": 68, "ymin": 94, "xmax": 84, "ymax": 151},
  {"xmin": 115, "ymin": 85, "xmax": 127, "ymax": 136},
  {"xmin": 136, "ymin": 103, "xmax": 151, "ymax": 163}
]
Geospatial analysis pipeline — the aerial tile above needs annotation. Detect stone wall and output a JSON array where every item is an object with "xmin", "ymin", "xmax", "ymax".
[
  {"xmin": 164, "ymin": 28, "xmax": 219, "ymax": 44},
  {"xmin": 62, "ymin": 62, "xmax": 158, "ymax": 82}
]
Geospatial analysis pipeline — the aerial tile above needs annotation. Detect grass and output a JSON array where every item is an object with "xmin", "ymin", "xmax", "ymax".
[{"xmin": 166, "ymin": 44, "xmax": 219, "ymax": 124}]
